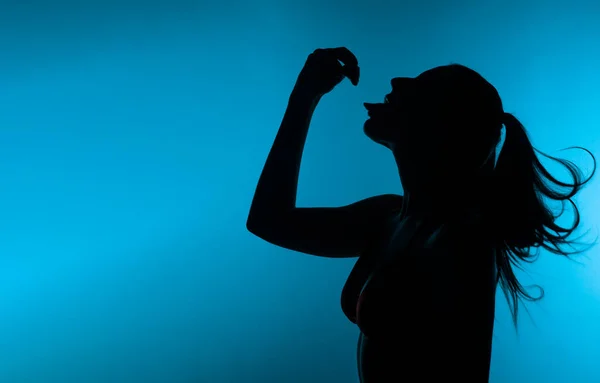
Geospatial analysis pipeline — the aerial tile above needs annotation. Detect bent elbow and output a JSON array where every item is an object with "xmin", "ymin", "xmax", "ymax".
[
  {"xmin": 246, "ymin": 207, "xmax": 267, "ymax": 232},
  {"xmin": 246, "ymin": 206, "xmax": 291, "ymax": 235},
  {"xmin": 246, "ymin": 217, "xmax": 266, "ymax": 237},
  {"xmin": 246, "ymin": 214, "xmax": 281, "ymax": 239},
  {"xmin": 246, "ymin": 216, "xmax": 257, "ymax": 233}
]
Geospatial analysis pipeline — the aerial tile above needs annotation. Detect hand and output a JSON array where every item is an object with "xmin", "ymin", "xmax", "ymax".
[{"xmin": 294, "ymin": 47, "xmax": 360, "ymax": 99}]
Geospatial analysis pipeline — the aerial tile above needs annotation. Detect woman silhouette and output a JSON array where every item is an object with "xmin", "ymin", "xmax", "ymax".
[{"xmin": 246, "ymin": 47, "xmax": 596, "ymax": 382}]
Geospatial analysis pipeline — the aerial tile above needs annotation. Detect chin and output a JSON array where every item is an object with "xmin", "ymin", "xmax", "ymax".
[
  {"xmin": 364, "ymin": 119, "xmax": 392, "ymax": 147},
  {"xmin": 363, "ymin": 118, "xmax": 378, "ymax": 138}
]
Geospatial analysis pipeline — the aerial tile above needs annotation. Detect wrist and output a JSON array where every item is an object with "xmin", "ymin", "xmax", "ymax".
[{"xmin": 290, "ymin": 86, "xmax": 322, "ymax": 106}]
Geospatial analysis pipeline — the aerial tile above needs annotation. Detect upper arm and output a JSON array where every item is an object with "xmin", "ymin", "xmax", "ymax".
[{"xmin": 246, "ymin": 194, "xmax": 404, "ymax": 258}]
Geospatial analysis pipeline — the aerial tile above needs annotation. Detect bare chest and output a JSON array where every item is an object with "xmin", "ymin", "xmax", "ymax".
[{"xmin": 373, "ymin": 216, "xmax": 446, "ymax": 266}]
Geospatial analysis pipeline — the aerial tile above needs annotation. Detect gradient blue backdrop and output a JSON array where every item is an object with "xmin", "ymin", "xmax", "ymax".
[{"xmin": 0, "ymin": 1, "xmax": 599, "ymax": 382}]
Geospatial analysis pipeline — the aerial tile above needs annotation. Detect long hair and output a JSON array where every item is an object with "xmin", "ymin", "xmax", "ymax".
[
  {"xmin": 488, "ymin": 113, "xmax": 596, "ymax": 327},
  {"xmin": 439, "ymin": 64, "xmax": 597, "ymax": 328}
]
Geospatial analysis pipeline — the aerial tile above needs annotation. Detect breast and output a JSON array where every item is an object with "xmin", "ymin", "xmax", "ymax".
[
  {"xmin": 341, "ymin": 214, "xmax": 403, "ymax": 324},
  {"xmin": 341, "ymin": 253, "xmax": 377, "ymax": 324},
  {"xmin": 355, "ymin": 219, "xmax": 498, "ymax": 342},
  {"xmin": 356, "ymin": 242, "xmax": 498, "ymax": 382}
]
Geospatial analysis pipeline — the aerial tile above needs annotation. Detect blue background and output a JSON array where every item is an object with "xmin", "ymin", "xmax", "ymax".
[{"xmin": 0, "ymin": 1, "xmax": 599, "ymax": 382}]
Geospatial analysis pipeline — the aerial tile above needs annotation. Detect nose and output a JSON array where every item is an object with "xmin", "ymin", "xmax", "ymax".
[
  {"xmin": 391, "ymin": 77, "xmax": 413, "ymax": 89},
  {"xmin": 363, "ymin": 102, "xmax": 380, "ymax": 116},
  {"xmin": 363, "ymin": 102, "xmax": 388, "ymax": 116}
]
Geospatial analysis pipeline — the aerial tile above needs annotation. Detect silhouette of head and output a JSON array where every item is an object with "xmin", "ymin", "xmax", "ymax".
[
  {"xmin": 364, "ymin": 65, "xmax": 504, "ymax": 200},
  {"xmin": 365, "ymin": 64, "xmax": 597, "ymax": 329}
]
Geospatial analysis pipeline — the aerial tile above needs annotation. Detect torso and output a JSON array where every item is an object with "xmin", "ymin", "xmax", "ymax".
[{"xmin": 342, "ymin": 213, "xmax": 498, "ymax": 383}]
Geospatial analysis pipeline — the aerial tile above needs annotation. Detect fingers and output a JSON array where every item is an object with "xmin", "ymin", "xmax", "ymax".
[
  {"xmin": 310, "ymin": 47, "xmax": 360, "ymax": 87},
  {"xmin": 326, "ymin": 47, "xmax": 358, "ymax": 67},
  {"xmin": 344, "ymin": 64, "xmax": 360, "ymax": 86},
  {"xmin": 321, "ymin": 47, "xmax": 360, "ymax": 86},
  {"xmin": 335, "ymin": 47, "xmax": 360, "ymax": 86}
]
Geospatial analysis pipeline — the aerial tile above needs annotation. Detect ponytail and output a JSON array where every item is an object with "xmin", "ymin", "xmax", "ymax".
[
  {"xmin": 491, "ymin": 113, "xmax": 540, "ymax": 247},
  {"xmin": 485, "ymin": 112, "xmax": 596, "ymax": 328}
]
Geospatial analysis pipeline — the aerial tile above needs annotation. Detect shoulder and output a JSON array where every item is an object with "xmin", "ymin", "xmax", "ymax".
[{"xmin": 394, "ymin": 217, "xmax": 495, "ymax": 286}]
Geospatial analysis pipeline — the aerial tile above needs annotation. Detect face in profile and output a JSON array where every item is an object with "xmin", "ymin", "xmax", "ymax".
[
  {"xmin": 364, "ymin": 64, "xmax": 504, "ymax": 189},
  {"xmin": 363, "ymin": 68, "xmax": 447, "ymax": 153}
]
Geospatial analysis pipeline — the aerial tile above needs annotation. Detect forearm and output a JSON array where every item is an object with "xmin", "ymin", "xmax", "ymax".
[{"xmin": 247, "ymin": 88, "xmax": 321, "ymax": 224}]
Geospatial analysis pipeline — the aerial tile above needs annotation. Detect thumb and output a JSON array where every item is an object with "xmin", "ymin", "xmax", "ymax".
[{"xmin": 342, "ymin": 64, "xmax": 360, "ymax": 86}]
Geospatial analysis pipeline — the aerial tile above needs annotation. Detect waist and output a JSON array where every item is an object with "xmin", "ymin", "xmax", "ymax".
[{"xmin": 358, "ymin": 329, "xmax": 492, "ymax": 383}]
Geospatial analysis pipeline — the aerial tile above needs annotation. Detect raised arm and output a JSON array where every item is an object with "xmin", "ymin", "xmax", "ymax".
[
  {"xmin": 246, "ymin": 88, "xmax": 321, "ymax": 226},
  {"xmin": 246, "ymin": 47, "xmax": 404, "ymax": 258}
]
